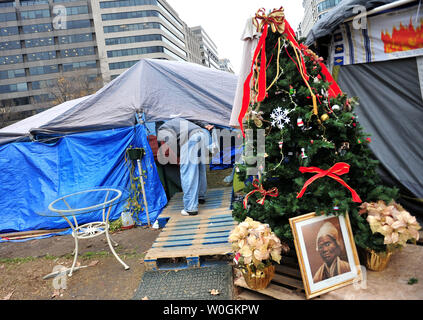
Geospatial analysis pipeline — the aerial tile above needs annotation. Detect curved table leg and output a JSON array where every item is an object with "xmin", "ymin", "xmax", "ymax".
[
  {"xmin": 108, "ymin": 233, "xmax": 118, "ymax": 246},
  {"xmin": 105, "ymin": 224, "xmax": 130, "ymax": 270},
  {"xmin": 62, "ymin": 215, "xmax": 79, "ymax": 277}
]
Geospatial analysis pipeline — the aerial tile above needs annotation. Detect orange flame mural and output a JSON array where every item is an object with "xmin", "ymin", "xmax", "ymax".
[{"xmin": 381, "ymin": 19, "xmax": 423, "ymax": 53}]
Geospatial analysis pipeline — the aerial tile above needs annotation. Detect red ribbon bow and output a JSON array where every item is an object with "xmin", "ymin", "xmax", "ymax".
[
  {"xmin": 243, "ymin": 179, "xmax": 279, "ymax": 209},
  {"xmin": 297, "ymin": 162, "xmax": 362, "ymax": 203}
]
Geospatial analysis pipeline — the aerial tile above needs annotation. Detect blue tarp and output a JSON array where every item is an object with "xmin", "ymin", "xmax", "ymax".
[{"xmin": 0, "ymin": 124, "xmax": 167, "ymax": 233}]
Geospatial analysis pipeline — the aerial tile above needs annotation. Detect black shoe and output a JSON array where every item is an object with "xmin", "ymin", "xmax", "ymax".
[{"xmin": 199, "ymin": 199, "xmax": 206, "ymax": 205}]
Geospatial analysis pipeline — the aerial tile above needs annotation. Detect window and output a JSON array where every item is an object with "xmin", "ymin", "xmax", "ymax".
[
  {"xmin": 29, "ymin": 65, "xmax": 59, "ymax": 76},
  {"xmin": 163, "ymin": 47, "xmax": 186, "ymax": 61},
  {"xmin": 0, "ymin": 69, "xmax": 26, "ymax": 80},
  {"xmin": 159, "ymin": 13, "xmax": 185, "ymax": 39},
  {"xmin": 31, "ymin": 79, "xmax": 58, "ymax": 90},
  {"xmin": 162, "ymin": 36, "xmax": 186, "ymax": 57},
  {"xmin": 0, "ymin": 83, "xmax": 28, "ymax": 94},
  {"xmin": 0, "ymin": 41, "xmax": 21, "ymax": 51},
  {"xmin": 0, "ymin": 1, "xmax": 15, "ymax": 8},
  {"xmin": 65, "ymin": 20, "xmax": 91, "ymax": 29},
  {"xmin": 159, "ymin": 24, "xmax": 185, "ymax": 48},
  {"xmin": 32, "ymin": 93, "xmax": 55, "ymax": 103},
  {"xmin": 0, "ymin": 97, "xmax": 30, "ymax": 107},
  {"xmin": 22, "ymin": 23, "xmax": 52, "ymax": 34},
  {"xmin": 102, "ymin": 19, "xmax": 184, "ymax": 40},
  {"xmin": 100, "ymin": 0, "xmax": 157, "ymax": 8},
  {"xmin": 63, "ymin": 60, "xmax": 97, "ymax": 72},
  {"xmin": 104, "ymin": 21, "xmax": 160, "ymax": 33},
  {"xmin": 107, "ymin": 46, "xmax": 164, "ymax": 58},
  {"xmin": 53, "ymin": 0, "xmax": 84, "ymax": 2},
  {"xmin": 101, "ymin": 10, "xmax": 159, "ymax": 21},
  {"xmin": 25, "ymin": 37, "xmax": 54, "ymax": 48},
  {"xmin": 0, "ymin": 27, "xmax": 19, "ymax": 37},
  {"xmin": 20, "ymin": 9, "xmax": 50, "ymax": 20},
  {"xmin": 317, "ymin": 0, "xmax": 342, "ymax": 13},
  {"xmin": 0, "ymin": 12, "xmax": 17, "ymax": 22},
  {"xmin": 59, "ymin": 33, "xmax": 93, "ymax": 44},
  {"xmin": 105, "ymin": 34, "xmax": 161, "ymax": 46},
  {"xmin": 27, "ymin": 51, "xmax": 57, "ymax": 62},
  {"xmin": 109, "ymin": 60, "xmax": 139, "ymax": 70},
  {"xmin": 66, "ymin": 6, "xmax": 89, "ymax": 15},
  {"xmin": 0, "ymin": 55, "xmax": 23, "ymax": 65},
  {"xmin": 60, "ymin": 46, "xmax": 95, "ymax": 58},
  {"xmin": 156, "ymin": 1, "xmax": 184, "ymax": 29},
  {"xmin": 20, "ymin": 0, "xmax": 49, "ymax": 5}
]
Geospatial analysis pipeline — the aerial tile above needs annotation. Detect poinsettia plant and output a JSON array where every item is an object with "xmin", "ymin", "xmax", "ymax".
[
  {"xmin": 229, "ymin": 217, "xmax": 288, "ymax": 271},
  {"xmin": 359, "ymin": 200, "xmax": 421, "ymax": 252}
]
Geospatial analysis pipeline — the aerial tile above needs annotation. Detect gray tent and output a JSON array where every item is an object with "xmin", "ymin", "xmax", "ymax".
[
  {"xmin": 0, "ymin": 58, "xmax": 237, "ymax": 145},
  {"xmin": 306, "ymin": 0, "xmax": 423, "ymax": 214}
]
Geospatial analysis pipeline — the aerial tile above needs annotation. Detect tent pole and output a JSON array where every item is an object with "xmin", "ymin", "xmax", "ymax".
[
  {"xmin": 344, "ymin": 0, "xmax": 417, "ymax": 22},
  {"xmin": 137, "ymin": 159, "xmax": 151, "ymax": 227}
]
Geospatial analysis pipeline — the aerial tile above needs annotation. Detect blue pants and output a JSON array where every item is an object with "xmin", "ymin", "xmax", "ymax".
[{"xmin": 180, "ymin": 130, "xmax": 209, "ymax": 212}]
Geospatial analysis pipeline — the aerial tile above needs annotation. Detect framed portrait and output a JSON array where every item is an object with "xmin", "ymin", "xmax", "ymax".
[{"xmin": 289, "ymin": 212, "xmax": 361, "ymax": 299}]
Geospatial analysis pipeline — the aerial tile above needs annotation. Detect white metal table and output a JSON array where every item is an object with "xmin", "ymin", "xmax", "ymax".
[{"xmin": 38, "ymin": 187, "xmax": 130, "ymax": 277}]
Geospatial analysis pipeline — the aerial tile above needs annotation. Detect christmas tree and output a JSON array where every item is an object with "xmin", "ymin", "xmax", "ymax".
[{"xmin": 232, "ymin": 8, "xmax": 398, "ymax": 253}]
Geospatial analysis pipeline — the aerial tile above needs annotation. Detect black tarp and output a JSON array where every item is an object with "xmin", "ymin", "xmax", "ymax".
[{"xmin": 337, "ymin": 58, "xmax": 423, "ymax": 212}]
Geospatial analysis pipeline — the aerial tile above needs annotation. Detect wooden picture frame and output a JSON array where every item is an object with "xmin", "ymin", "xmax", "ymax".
[{"xmin": 289, "ymin": 212, "xmax": 361, "ymax": 299}]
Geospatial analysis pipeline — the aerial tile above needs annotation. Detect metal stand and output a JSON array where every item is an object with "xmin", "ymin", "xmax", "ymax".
[{"xmin": 137, "ymin": 159, "xmax": 151, "ymax": 227}]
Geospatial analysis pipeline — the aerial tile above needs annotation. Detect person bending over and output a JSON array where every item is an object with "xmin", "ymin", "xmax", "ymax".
[{"xmin": 158, "ymin": 118, "xmax": 214, "ymax": 216}]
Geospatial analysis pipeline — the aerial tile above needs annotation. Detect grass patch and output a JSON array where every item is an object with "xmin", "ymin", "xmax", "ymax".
[{"xmin": 0, "ymin": 254, "xmax": 57, "ymax": 265}]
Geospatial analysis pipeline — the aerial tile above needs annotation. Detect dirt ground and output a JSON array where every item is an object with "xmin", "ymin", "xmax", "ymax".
[{"xmin": 0, "ymin": 168, "xmax": 234, "ymax": 300}]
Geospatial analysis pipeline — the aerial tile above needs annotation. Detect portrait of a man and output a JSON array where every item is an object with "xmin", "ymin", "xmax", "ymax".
[{"xmin": 312, "ymin": 221, "xmax": 351, "ymax": 283}]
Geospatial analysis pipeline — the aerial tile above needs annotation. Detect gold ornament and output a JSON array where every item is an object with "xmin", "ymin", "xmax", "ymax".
[{"xmin": 320, "ymin": 114, "xmax": 329, "ymax": 122}]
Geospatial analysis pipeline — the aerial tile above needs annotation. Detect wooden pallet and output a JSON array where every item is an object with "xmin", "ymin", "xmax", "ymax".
[
  {"xmin": 144, "ymin": 188, "xmax": 236, "ymax": 270},
  {"xmin": 235, "ymin": 254, "xmax": 309, "ymax": 300}
]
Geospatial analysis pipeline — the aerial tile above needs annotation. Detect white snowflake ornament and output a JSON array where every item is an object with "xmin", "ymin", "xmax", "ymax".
[{"xmin": 270, "ymin": 107, "xmax": 291, "ymax": 130}]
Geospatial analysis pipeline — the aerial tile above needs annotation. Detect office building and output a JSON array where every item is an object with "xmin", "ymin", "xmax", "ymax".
[
  {"xmin": 191, "ymin": 25, "xmax": 220, "ymax": 70},
  {"xmin": 94, "ymin": 0, "xmax": 190, "ymax": 81},
  {"xmin": 298, "ymin": 0, "xmax": 342, "ymax": 39},
  {"xmin": 219, "ymin": 58, "xmax": 234, "ymax": 74},
  {"xmin": 0, "ymin": 0, "xmax": 214, "ymax": 125}
]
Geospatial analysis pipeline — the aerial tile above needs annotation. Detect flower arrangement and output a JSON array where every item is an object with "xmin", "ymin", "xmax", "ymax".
[
  {"xmin": 229, "ymin": 217, "xmax": 288, "ymax": 270},
  {"xmin": 359, "ymin": 200, "xmax": 421, "ymax": 252}
]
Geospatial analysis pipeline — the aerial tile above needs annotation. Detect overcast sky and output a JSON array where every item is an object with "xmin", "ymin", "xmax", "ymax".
[{"xmin": 166, "ymin": 0, "xmax": 305, "ymax": 75}]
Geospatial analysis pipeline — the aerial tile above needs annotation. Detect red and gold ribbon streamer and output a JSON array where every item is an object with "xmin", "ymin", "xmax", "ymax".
[
  {"xmin": 243, "ymin": 179, "xmax": 279, "ymax": 209},
  {"xmin": 297, "ymin": 162, "xmax": 362, "ymax": 203},
  {"xmin": 299, "ymin": 43, "xmax": 342, "ymax": 98},
  {"xmin": 238, "ymin": 23, "xmax": 269, "ymax": 136},
  {"xmin": 238, "ymin": 7, "xmax": 343, "ymax": 135},
  {"xmin": 239, "ymin": 8, "xmax": 287, "ymax": 137}
]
